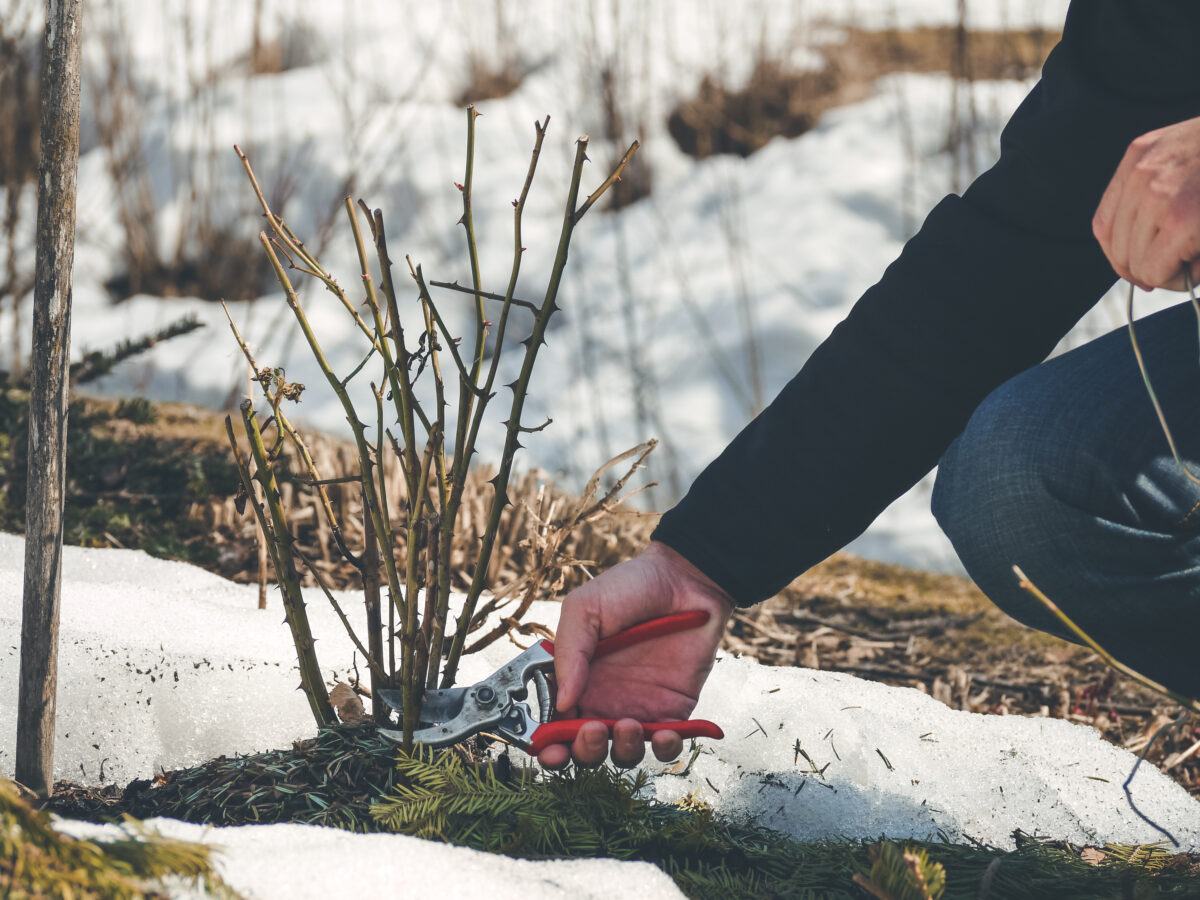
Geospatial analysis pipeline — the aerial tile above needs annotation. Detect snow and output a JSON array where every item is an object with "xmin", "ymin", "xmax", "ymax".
[
  {"xmin": 54, "ymin": 819, "xmax": 687, "ymax": 900},
  {"xmin": 3, "ymin": 536, "xmax": 1199, "ymax": 899},
  {"xmin": 0, "ymin": 0, "xmax": 1126, "ymax": 578},
  {"xmin": 5, "ymin": 3, "xmax": 1199, "ymax": 891}
]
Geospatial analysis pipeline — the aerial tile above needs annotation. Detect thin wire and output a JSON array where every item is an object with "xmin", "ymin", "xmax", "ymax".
[
  {"xmin": 1118, "ymin": 265, "xmax": 1200, "ymax": 847},
  {"xmin": 1125, "ymin": 275, "xmax": 1200, "ymax": 485},
  {"xmin": 1123, "ymin": 711, "xmax": 1186, "ymax": 847}
]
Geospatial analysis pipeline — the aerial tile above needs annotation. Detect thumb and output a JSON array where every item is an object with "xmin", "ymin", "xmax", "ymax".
[{"xmin": 552, "ymin": 592, "xmax": 602, "ymax": 713}]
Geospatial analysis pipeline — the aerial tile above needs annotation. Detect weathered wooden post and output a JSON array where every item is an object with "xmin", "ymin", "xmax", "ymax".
[{"xmin": 16, "ymin": 0, "xmax": 84, "ymax": 799}]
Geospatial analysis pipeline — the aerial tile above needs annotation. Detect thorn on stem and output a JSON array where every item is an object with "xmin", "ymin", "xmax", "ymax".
[{"xmin": 454, "ymin": 182, "xmax": 464, "ymax": 192}]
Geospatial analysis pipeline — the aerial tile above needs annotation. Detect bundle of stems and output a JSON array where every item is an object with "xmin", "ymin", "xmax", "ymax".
[{"xmin": 224, "ymin": 110, "xmax": 639, "ymax": 748}]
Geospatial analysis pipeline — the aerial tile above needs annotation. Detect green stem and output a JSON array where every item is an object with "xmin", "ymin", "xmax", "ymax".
[
  {"xmin": 441, "ymin": 134, "xmax": 634, "ymax": 688},
  {"xmin": 228, "ymin": 407, "xmax": 334, "ymax": 727},
  {"xmin": 452, "ymin": 106, "xmax": 486, "ymax": 489},
  {"xmin": 347, "ymin": 199, "xmax": 425, "ymax": 500},
  {"xmin": 258, "ymin": 232, "xmax": 411, "ymax": 737},
  {"xmin": 428, "ymin": 117, "xmax": 549, "ymax": 688},
  {"xmin": 223, "ymin": 303, "xmax": 362, "ymax": 569}
]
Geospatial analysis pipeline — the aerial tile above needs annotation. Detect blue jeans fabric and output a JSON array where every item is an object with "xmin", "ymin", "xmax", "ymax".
[{"xmin": 932, "ymin": 300, "xmax": 1200, "ymax": 699}]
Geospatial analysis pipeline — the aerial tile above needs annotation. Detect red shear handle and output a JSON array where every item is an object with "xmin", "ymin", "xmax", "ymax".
[
  {"xmin": 528, "ymin": 718, "xmax": 724, "ymax": 756},
  {"xmin": 540, "ymin": 610, "xmax": 711, "ymax": 658}
]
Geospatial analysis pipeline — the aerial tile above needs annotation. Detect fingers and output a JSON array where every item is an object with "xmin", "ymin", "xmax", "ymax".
[
  {"xmin": 651, "ymin": 729, "xmax": 684, "ymax": 763},
  {"xmin": 535, "ymin": 720, "xmax": 686, "ymax": 769},
  {"xmin": 1096, "ymin": 135, "xmax": 1154, "ymax": 289},
  {"xmin": 551, "ymin": 591, "xmax": 602, "ymax": 713},
  {"xmin": 1094, "ymin": 121, "xmax": 1200, "ymax": 291},
  {"xmin": 535, "ymin": 720, "xmax": 629, "ymax": 769},
  {"xmin": 536, "ymin": 741, "xmax": 572, "ymax": 770},
  {"xmin": 610, "ymin": 719, "xmax": 646, "ymax": 767}
]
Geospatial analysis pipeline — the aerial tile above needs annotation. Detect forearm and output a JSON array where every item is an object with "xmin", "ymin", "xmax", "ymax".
[{"xmin": 654, "ymin": 0, "xmax": 1200, "ymax": 606}]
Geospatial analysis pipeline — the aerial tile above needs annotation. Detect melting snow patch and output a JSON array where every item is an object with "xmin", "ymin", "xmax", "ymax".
[
  {"xmin": 4, "ymin": 534, "xmax": 1199, "ymax": 884},
  {"xmin": 54, "ymin": 818, "xmax": 686, "ymax": 900}
]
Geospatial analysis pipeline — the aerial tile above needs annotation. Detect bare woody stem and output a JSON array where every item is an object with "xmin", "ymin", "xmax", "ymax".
[
  {"xmin": 441, "ymin": 134, "xmax": 639, "ymax": 689},
  {"xmin": 235, "ymin": 145, "xmax": 380, "ymax": 350},
  {"xmin": 227, "ymin": 406, "xmax": 334, "ymax": 726},
  {"xmin": 361, "ymin": 207, "xmax": 442, "ymax": 495},
  {"xmin": 429, "ymin": 280, "xmax": 538, "ymax": 312},
  {"xmin": 452, "ymin": 106, "xmax": 487, "ymax": 489},
  {"xmin": 223, "ymin": 303, "xmax": 362, "ymax": 569},
  {"xmin": 256, "ymin": 232, "xmax": 407, "ymax": 644},
  {"xmin": 427, "ymin": 116, "xmax": 548, "ymax": 688},
  {"xmin": 346, "ymin": 199, "xmax": 427, "ymax": 499}
]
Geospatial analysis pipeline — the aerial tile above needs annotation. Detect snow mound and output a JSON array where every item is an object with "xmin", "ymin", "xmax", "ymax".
[
  {"xmin": 666, "ymin": 658, "xmax": 1200, "ymax": 850},
  {"xmin": 4, "ymin": 535, "xmax": 1197, "ymax": 856},
  {"xmin": 55, "ymin": 818, "xmax": 686, "ymax": 900}
]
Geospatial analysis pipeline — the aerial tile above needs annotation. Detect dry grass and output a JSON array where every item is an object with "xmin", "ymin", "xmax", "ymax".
[
  {"xmin": 193, "ymin": 410, "xmax": 659, "ymax": 604},
  {"xmin": 103, "ymin": 225, "xmax": 267, "ymax": 303},
  {"xmin": 240, "ymin": 20, "xmax": 325, "ymax": 77},
  {"xmin": 668, "ymin": 24, "xmax": 1061, "ymax": 159},
  {"xmin": 455, "ymin": 57, "xmax": 528, "ymax": 107}
]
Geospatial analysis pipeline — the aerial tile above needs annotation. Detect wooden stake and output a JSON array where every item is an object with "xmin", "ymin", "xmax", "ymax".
[{"xmin": 16, "ymin": 0, "xmax": 83, "ymax": 800}]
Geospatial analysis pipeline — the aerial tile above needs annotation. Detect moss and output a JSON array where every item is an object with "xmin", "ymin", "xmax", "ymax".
[
  {"xmin": 1, "ymin": 777, "xmax": 237, "ymax": 899},
  {"xmin": 0, "ymin": 387, "xmax": 240, "ymax": 565}
]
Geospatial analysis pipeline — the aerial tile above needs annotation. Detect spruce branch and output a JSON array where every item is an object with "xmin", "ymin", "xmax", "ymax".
[{"xmin": 70, "ymin": 315, "xmax": 204, "ymax": 386}]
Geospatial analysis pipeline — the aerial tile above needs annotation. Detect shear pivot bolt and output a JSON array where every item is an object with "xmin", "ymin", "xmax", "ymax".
[{"xmin": 475, "ymin": 686, "xmax": 496, "ymax": 706}]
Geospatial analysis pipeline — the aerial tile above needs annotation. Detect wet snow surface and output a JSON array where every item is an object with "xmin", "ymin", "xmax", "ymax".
[{"xmin": 3, "ymin": 536, "xmax": 1198, "ymax": 899}]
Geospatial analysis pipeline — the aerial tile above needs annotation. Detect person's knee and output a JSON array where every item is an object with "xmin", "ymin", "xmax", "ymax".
[
  {"xmin": 933, "ymin": 379, "xmax": 1061, "ymax": 569},
  {"xmin": 932, "ymin": 378, "xmax": 1080, "ymax": 637}
]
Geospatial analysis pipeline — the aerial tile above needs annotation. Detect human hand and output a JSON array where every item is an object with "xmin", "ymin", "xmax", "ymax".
[
  {"xmin": 1093, "ymin": 115, "xmax": 1200, "ymax": 291},
  {"xmin": 537, "ymin": 540, "xmax": 734, "ymax": 770}
]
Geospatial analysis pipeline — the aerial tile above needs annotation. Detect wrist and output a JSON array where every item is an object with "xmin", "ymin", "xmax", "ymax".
[{"xmin": 645, "ymin": 540, "xmax": 736, "ymax": 612}]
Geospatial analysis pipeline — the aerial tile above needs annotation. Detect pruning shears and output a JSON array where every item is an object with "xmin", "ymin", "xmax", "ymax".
[{"xmin": 377, "ymin": 610, "xmax": 724, "ymax": 755}]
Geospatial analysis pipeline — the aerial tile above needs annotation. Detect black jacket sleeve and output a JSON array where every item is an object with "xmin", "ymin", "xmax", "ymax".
[{"xmin": 652, "ymin": 1, "xmax": 1200, "ymax": 607}]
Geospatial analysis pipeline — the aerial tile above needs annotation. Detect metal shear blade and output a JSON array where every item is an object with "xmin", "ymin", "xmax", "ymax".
[
  {"xmin": 378, "ymin": 642, "xmax": 556, "ymax": 748},
  {"xmin": 376, "ymin": 687, "xmax": 467, "ymax": 727}
]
